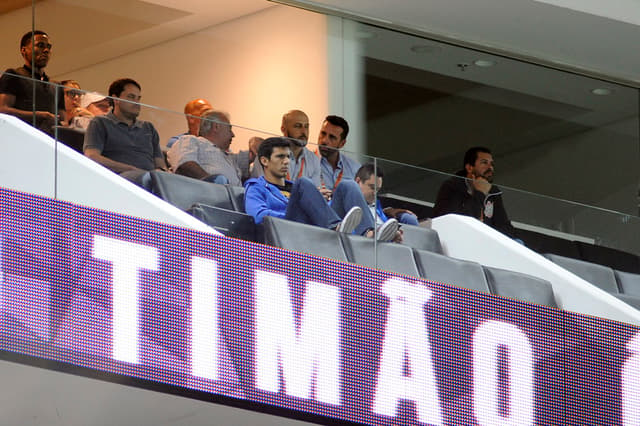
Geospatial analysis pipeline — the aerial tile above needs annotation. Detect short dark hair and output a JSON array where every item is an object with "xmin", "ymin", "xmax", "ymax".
[
  {"xmin": 258, "ymin": 137, "xmax": 291, "ymax": 162},
  {"xmin": 108, "ymin": 78, "xmax": 141, "ymax": 98},
  {"xmin": 20, "ymin": 30, "xmax": 48, "ymax": 48},
  {"xmin": 463, "ymin": 146, "xmax": 492, "ymax": 168},
  {"xmin": 355, "ymin": 163, "xmax": 384, "ymax": 182},
  {"xmin": 324, "ymin": 115, "xmax": 349, "ymax": 140}
]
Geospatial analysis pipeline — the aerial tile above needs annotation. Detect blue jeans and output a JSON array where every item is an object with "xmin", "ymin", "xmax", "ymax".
[
  {"xmin": 285, "ymin": 178, "xmax": 342, "ymax": 229},
  {"xmin": 202, "ymin": 174, "xmax": 229, "ymax": 184},
  {"xmin": 329, "ymin": 180, "xmax": 375, "ymax": 235},
  {"xmin": 398, "ymin": 212, "xmax": 419, "ymax": 226}
]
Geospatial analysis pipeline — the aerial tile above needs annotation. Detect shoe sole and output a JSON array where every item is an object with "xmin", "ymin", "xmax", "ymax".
[
  {"xmin": 376, "ymin": 219, "xmax": 399, "ymax": 242},
  {"xmin": 338, "ymin": 206, "xmax": 362, "ymax": 234}
]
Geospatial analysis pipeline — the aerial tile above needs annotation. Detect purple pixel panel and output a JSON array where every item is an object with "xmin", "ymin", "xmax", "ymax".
[{"xmin": 0, "ymin": 187, "xmax": 639, "ymax": 425}]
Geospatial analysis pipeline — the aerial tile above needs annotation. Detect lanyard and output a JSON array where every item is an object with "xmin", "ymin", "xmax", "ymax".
[{"xmin": 286, "ymin": 157, "xmax": 306, "ymax": 180}]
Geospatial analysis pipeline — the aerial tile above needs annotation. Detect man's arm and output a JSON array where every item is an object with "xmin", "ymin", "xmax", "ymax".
[
  {"xmin": 84, "ymin": 148, "xmax": 140, "ymax": 173},
  {"xmin": 175, "ymin": 161, "xmax": 209, "ymax": 179},
  {"xmin": 0, "ymin": 93, "xmax": 57, "ymax": 123},
  {"xmin": 244, "ymin": 184, "xmax": 286, "ymax": 224},
  {"xmin": 154, "ymin": 156, "xmax": 167, "ymax": 171},
  {"xmin": 432, "ymin": 177, "xmax": 485, "ymax": 219}
]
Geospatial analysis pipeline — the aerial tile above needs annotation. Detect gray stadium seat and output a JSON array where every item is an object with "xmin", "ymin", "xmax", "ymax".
[
  {"xmin": 412, "ymin": 249, "xmax": 490, "ymax": 294},
  {"xmin": 483, "ymin": 266, "xmax": 558, "ymax": 308},
  {"xmin": 544, "ymin": 253, "xmax": 619, "ymax": 293},
  {"xmin": 576, "ymin": 241, "xmax": 640, "ymax": 274},
  {"xmin": 614, "ymin": 294, "xmax": 640, "ymax": 310},
  {"xmin": 399, "ymin": 224, "xmax": 443, "ymax": 253},
  {"xmin": 150, "ymin": 171, "xmax": 234, "ymax": 211},
  {"xmin": 614, "ymin": 270, "xmax": 640, "ymax": 297},
  {"xmin": 188, "ymin": 203, "xmax": 260, "ymax": 242},
  {"xmin": 340, "ymin": 234, "xmax": 420, "ymax": 278},
  {"xmin": 227, "ymin": 185, "xmax": 246, "ymax": 212},
  {"xmin": 517, "ymin": 228, "xmax": 580, "ymax": 259},
  {"xmin": 263, "ymin": 216, "xmax": 348, "ymax": 262}
]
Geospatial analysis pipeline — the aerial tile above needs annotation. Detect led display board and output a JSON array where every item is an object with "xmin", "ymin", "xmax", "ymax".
[{"xmin": 1, "ymin": 188, "xmax": 639, "ymax": 425}]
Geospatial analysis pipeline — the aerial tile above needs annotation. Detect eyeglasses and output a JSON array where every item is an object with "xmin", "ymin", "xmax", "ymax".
[{"xmin": 65, "ymin": 90, "xmax": 82, "ymax": 98}]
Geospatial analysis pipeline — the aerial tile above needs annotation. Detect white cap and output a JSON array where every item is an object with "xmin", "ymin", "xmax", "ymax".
[{"xmin": 80, "ymin": 92, "xmax": 108, "ymax": 109}]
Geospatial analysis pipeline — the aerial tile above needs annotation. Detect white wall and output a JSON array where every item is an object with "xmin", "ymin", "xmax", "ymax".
[{"xmin": 54, "ymin": 5, "xmax": 330, "ymax": 152}]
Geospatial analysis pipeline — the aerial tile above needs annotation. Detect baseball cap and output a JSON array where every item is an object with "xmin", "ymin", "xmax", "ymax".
[{"xmin": 80, "ymin": 92, "xmax": 108, "ymax": 109}]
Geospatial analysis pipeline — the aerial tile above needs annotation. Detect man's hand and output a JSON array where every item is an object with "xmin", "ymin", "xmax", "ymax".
[
  {"xmin": 383, "ymin": 207, "xmax": 415, "ymax": 219},
  {"xmin": 472, "ymin": 175, "xmax": 491, "ymax": 195},
  {"xmin": 318, "ymin": 186, "xmax": 332, "ymax": 201},
  {"xmin": 248, "ymin": 136, "xmax": 264, "ymax": 163}
]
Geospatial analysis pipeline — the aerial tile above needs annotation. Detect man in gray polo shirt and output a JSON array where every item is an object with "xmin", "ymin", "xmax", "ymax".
[{"xmin": 84, "ymin": 78, "xmax": 166, "ymax": 187}]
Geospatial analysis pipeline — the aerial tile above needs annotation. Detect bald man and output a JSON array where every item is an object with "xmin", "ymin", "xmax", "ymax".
[
  {"xmin": 251, "ymin": 109, "xmax": 322, "ymax": 188},
  {"xmin": 166, "ymin": 98, "xmax": 212, "ymax": 149}
]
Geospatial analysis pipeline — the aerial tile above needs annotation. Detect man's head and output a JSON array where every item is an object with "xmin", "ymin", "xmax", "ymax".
[
  {"xmin": 81, "ymin": 92, "xmax": 110, "ymax": 116},
  {"xmin": 108, "ymin": 78, "xmax": 142, "ymax": 121},
  {"xmin": 258, "ymin": 137, "xmax": 291, "ymax": 181},
  {"xmin": 184, "ymin": 98, "xmax": 213, "ymax": 135},
  {"xmin": 20, "ymin": 30, "xmax": 51, "ymax": 70},
  {"xmin": 463, "ymin": 146, "xmax": 494, "ymax": 182},
  {"xmin": 61, "ymin": 79, "xmax": 82, "ymax": 111},
  {"xmin": 355, "ymin": 163, "xmax": 383, "ymax": 204},
  {"xmin": 318, "ymin": 115, "xmax": 349, "ymax": 158},
  {"xmin": 281, "ymin": 110, "xmax": 309, "ymax": 146},
  {"xmin": 199, "ymin": 109, "xmax": 235, "ymax": 151}
]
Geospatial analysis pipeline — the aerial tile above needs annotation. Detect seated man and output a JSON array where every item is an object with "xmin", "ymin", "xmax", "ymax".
[
  {"xmin": 433, "ymin": 146, "xmax": 518, "ymax": 239},
  {"xmin": 84, "ymin": 78, "xmax": 167, "ymax": 188},
  {"xmin": 167, "ymin": 109, "xmax": 258, "ymax": 186},
  {"xmin": 245, "ymin": 137, "xmax": 399, "ymax": 241},
  {"xmin": 317, "ymin": 115, "xmax": 361, "ymax": 192},
  {"xmin": 355, "ymin": 163, "xmax": 419, "ymax": 226},
  {"xmin": 166, "ymin": 98, "xmax": 213, "ymax": 149},
  {"xmin": 251, "ymin": 109, "xmax": 322, "ymax": 188}
]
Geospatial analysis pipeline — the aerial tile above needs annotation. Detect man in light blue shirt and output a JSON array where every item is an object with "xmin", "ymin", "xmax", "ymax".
[{"xmin": 317, "ymin": 115, "xmax": 361, "ymax": 192}]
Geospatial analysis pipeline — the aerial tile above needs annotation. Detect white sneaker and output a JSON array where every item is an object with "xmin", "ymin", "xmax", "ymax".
[
  {"xmin": 337, "ymin": 206, "xmax": 362, "ymax": 234},
  {"xmin": 376, "ymin": 218, "xmax": 399, "ymax": 242}
]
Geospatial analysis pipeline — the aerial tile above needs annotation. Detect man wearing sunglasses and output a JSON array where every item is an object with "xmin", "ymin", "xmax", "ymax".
[{"xmin": 0, "ymin": 30, "xmax": 64, "ymax": 135}]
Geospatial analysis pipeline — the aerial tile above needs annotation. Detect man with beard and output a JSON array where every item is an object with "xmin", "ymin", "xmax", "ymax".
[
  {"xmin": 0, "ymin": 30, "xmax": 65, "ymax": 135},
  {"xmin": 317, "ymin": 115, "xmax": 361, "ymax": 193},
  {"xmin": 84, "ymin": 78, "xmax": 166, "ymax": 188},
  {"xmin": 433, "ymin": 146, "xmax": 517, "ymax": 239},
  {"xmin": 251, "ymin": 109, "xmax": 322, "ymax": 188}
]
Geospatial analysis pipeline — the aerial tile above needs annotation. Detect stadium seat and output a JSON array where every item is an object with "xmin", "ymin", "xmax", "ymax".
[
  {"xmin": 614, "ymin": 270, "xmax": 640, "ymax": 297},
  {"xmin": 150, "ymin": 171, "xmax": 234, "ymax": 211},
  {"xmin": 544, "ymin": 253, "xmax": 619, "ymax": 293},
  {"xmin": 483, "ymin": 266, "xmax": 558, "ymax": 308},
  {"xmin": 262, "ymin": 216, "xmax": 348, "ymax": 262},
  {"xmin": 227, "ymin": 185, "xmax": 246, "ymax": 212},
  {"xmin": 188, "ymin": 203, "xmax": 260, "ymax": 242},
  {"xmin": 412, "ymin": 248, "xmax": 491, "ymax": 294},
  {"xmin": 53, "ymin": 126, "xmax": 85, "ymax": 153},
  {"xmin": 399, "ymin": 224, "xmax": 443, "ymax": 253},
  {"xmin": 340, "ymin": 234, "xmax": 421, "ymax": 278},
  {"xmin": 576, "ymin": 241, "xmax": 640, "ymax": 274}
]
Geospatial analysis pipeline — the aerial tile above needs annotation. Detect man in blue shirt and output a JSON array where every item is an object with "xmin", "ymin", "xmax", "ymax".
[
  {"xmin": 317, "ymin": 115, "xmax": 361, "ymax": 192},
  {"xmin": 245, "ymin": 137, "xmax": 399, "ymax": 241}
]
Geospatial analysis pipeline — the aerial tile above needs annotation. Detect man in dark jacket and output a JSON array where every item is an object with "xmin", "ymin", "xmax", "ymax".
[{"xmin": 433, "ymin": 146, "xmax": 518, "ymax": 239}]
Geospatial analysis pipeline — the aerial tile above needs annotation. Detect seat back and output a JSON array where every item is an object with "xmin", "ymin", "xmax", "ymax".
[
  {"xmin": 484, "ymin": 266, "xmax": 558, "ymax": 308},
  {"xmin": 576, "ymin": 241, "xmax": 640, "ymax": 274},
  {"xmin": 263, "ymin": 216, "xmax": 348, "ymax": 262},
  {"xmin": 614, "ymin": 270, "xmax": 640, "ymax": 298},
  {"xmin": 544, "ymin": 253, "xmax": 619, "ymax": 293},
  {"xmin": 53, "ymin": 126, "xmax": 85, "ymax": 153},
  {"xmin": 228, "ymin": 185, "xmax": 246, "ymax": 212},
  {"xmin": 340, "ymin": 235, "xmax": 420, "ymax": 278},
  {"xmin": 188, "ymin": 203, "xmax": 260, "ymax": 242},
  {"xmin": 150, "ymin": 171, "xmax": 234, "ymax": 211},
  {"xmin": 413, "ymin": 249, "xmax": 490, "ymax": 293},
  {"xmin": 399, "ymin": 224, "xmax": 443, "ymax": 254}
]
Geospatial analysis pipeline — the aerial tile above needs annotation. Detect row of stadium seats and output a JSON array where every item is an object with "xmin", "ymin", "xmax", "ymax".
[
  {"xmin": 263, "ymin": 216, "xmax": 557, "ymax": 308},
  {"xmin": 545, "ymin": 253, "xmax": 640, "ymax": 309}
]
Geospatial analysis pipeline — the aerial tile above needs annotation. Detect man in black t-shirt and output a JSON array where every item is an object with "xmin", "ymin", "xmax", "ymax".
[{"xmin": 0, "ymin": 30, "xmax": 64, "ymax": 135}]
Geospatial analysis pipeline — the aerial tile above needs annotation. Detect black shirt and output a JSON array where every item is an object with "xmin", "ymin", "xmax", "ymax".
[{"xmin": 0, "ymin": 65, "xmax": 64, "ymax": 135}]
